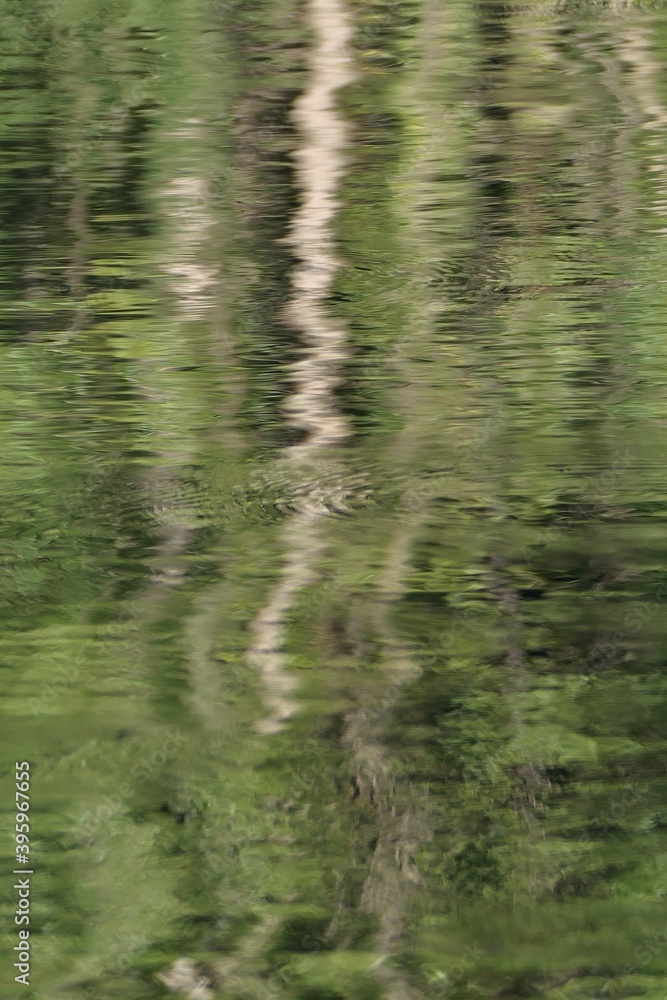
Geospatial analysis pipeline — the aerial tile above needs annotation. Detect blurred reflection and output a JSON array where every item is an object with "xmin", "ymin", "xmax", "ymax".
[{"xmin": 0, "ymin": 1, "xmax": 666, "ymax": 998}]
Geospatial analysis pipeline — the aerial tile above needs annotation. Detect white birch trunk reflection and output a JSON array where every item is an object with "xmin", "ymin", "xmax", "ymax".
[{"xmin": 248, "ymin": 0, "xmax": 356, "ymax": 735}]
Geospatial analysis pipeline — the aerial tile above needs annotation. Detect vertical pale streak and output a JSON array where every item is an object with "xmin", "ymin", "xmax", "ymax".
[
  {"xmin": 619, "ymin": 27, "xmax": 667, "ymax": 227},
  {"xmin": 281, "ymin": 0, "xmax": 356, "ymax": 451},
  {"xmin": 247, "ymin": 0, "xmax": 356, "ymax": 735},
  {"xmin": 146, "ymin": 145, "xmax": 216, "ymax": 591}
]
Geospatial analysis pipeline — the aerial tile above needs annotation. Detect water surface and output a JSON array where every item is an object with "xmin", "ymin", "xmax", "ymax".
[{"xmin": 2, "ymin": 1, "xmax": 667, "ymax": 998}]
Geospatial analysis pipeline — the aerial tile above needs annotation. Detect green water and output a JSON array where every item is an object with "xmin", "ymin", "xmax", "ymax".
[{"xmin": 2, "ymin": 0, "xmax": 667, "ymax": 997}]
